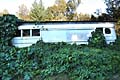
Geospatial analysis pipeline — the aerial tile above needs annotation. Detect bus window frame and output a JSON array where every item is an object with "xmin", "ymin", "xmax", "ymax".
[
  {"xmin": 105, "ymin": 28, "xmax": 111, "ymax": 34},
  {"xmin": 32, "ymin": 29, "xmax": 40, "ymax": 36},
  {"xmin": 23, "ymin": 29, "xmax": 30, "ymax": 37}
]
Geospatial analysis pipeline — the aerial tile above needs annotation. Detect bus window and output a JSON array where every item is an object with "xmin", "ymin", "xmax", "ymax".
[
  {"xmin": 16, "ymin": 30, "xmax": 21, "ymax": 37},
  {"xmin": 96, "ymin": 28, "xmax": 103, "ymax": 33},
  {"xmin": 105, "ymin": 28, "xmax": 111, "ymax": 34},
  {"xmin": 23, "ymin": 30, "xmax": 30, "ymax": 36},
  {"xmin": 32, "ymin": 29, "xmax": 40, "ymax": 36}
]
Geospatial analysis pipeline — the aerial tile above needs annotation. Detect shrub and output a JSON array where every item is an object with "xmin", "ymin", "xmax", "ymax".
[
  {"xmin": 88, "ymin": 28, "xmax": 107, "ymax": 48},
  {"xmin": 0, "ymin": 14, "xmax": 21, "ymax": 46},
  {"xmin": 108, "ymin": 35, "xmax": 120, "ymax": 51}
]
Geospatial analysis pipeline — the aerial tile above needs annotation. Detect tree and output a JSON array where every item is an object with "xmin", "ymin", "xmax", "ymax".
[
  {"xmin": 0, "ymin": 9, "xmax": 9, "ymax": 16},
  {"xmin": 105, "ymin": 0, "xmax": 120, "ymax": 21},
  {"xmin": 17, "ymin": 4, "xmax": 30, "ymax": 20},
  {"xmin": 0, "ymin": 14, "xmax": 21, "ymax": 46},
  {"xmin": 46, "ymin": 0, "xmax": 81, "ymax": 21},
  {"xmin": 2, "ymin": 9, "xmax": 9, "ymax": 14},
  {"xmin": 66, "ymin": 0, "xmax": 81, "ymax": 20},
  {"xmin": 46, "ymin": 0, "xmax": 67, "ymax": 21},
  {"xmin": 66, "ymin": 0, "xmax": 80, "ymax": 13},
  {"xmin": 29, "ymin": 0, "xmax": 89, "ymax": 21},
  {"xmin": 90, "ymin": 13, "xmax": 111, "ymax": 21},
  {"xmin": 77, "ymin": 13, "xmax": 90, "ymax": 21},
  {"xmin": 29, "ymin": 0, "xmax": 46, "ymax": 21}
]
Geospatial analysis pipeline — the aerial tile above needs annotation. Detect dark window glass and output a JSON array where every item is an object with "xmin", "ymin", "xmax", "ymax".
[
  {"xmin": 32, "ymin": 29, "xmax": 40, "ymax": 36},
  {"xmin": 105, "ymin": 28, "xmax": 111, "ymax": 34},
  {"xmin": 96, "ymin": 28, "xmax": 103, "ymax": 33},
  {"xmin": 16, "ymin": 30, "xmax": 21, "ymax": 37},
  {"xmin": 23, "ymin": 30, "xmax": 30, "ymax": 36}
]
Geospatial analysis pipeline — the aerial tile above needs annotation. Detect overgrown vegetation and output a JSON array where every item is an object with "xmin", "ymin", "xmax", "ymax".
[
  {"xmin": 0, "ymin": 15, "xmax": 120, "ymax": 80},
  {"xmin": 0, "ymin": 14, "xmax": 22, "ymax": 46},
  {"xmin": 1, "ymin": 40, "xmax": 120, "ymax": 80},
  {"xmin": 88, "ymin": 28, "xmax": 106, "ymax": 48}
]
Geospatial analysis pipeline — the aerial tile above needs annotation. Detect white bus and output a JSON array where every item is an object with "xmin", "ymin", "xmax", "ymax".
[{"xmin": 12, "ymin": 21, "xmax": 117, "ymax": 48}]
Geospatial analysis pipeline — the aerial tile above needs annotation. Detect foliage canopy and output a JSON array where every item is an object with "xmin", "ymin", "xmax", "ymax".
[
  {"xmin": 0, "ymin": 14, "xmax": 21, "ymax": 46},
  {"xmin": 105, "ymin": 0, "xmax": 120, "ymax": 21}
]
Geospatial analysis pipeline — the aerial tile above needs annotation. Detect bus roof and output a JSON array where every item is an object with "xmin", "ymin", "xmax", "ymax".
[
  {"xmin": 17, "ymin": 21, "xmax": 116, "ymax": 25},
  {"xmin": 18, "ymin": 21, "xmax": 115, "ymax": 30}
]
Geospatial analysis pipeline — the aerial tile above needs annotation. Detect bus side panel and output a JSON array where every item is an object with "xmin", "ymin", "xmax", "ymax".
[
  {"xmin": 104, "ymin": 28, "xmax": 117, "ymax": 44},
  {"xmin": 12, "ymin": 36, "xmax": 41, "ymax": 48},
  {"xmin": 41, "ymin": 29, "xmax": 94, "ymax": 44}
]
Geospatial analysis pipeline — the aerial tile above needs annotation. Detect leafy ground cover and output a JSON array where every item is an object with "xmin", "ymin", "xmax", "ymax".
[{"xmin": 0, "ymin": 40, "xmax": 120, "ymax": 80}]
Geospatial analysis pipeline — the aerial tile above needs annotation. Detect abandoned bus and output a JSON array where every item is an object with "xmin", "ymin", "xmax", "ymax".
[{"xmin": 11, "ymin": 21, "xmax": 117, "ymax": 48}]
